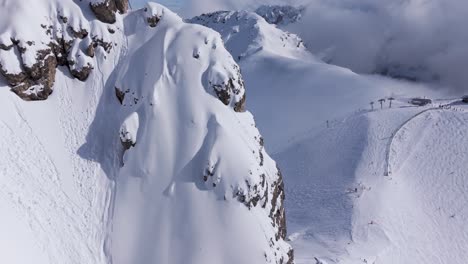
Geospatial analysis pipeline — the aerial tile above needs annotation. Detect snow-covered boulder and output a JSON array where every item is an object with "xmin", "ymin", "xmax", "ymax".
[
  {"xmin": 119, "ymin": 112, "xmax": 139, "ymax": 150},
  {"xmin": 0, "ymin": 0, "xmax": 123, "ymax": 100},
  {"xmin": 143, "ymin": 3, "xmax": 164, "ymax": 27}
]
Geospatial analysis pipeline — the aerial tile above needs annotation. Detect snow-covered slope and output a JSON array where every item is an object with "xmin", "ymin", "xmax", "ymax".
[
  {"xmin": 189, "ymin": 11, "xmax": 307, "ymax": 62},
  {"xmin": 0, "ymin": 1, "xmax": 293, "ymax": 264},
  {"xmin": 276, "ymin": 99, "xmax": 468, "ymax": 264}
]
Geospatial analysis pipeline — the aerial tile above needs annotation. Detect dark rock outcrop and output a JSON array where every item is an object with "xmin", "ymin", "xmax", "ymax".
[
  {"xmin": 70, "ymin": 63, "xmax": 93, "ymax": 81},
  {"xmin": 114, "ymin": 0, "xmax": 129, "ymax": 14},
  {"xmin": 90, "ymin": 0, "xmax": 129, "ymax": 24},
  {"xmin": 90, "ymin": 0, "xmax": 118, "ymax": 24},
  {"xmin": 0, "ymin": 43, "xmax": 13, "ymax": 50},
  {"xmin": 210, "ymin": 65, "xmax": 246, "ymax": 113},
  {"xmin": 147, "ymin": 15, "xmax": 161, "ymax": 28},
  {"xmin": 0, "ymin": 45, "xmax": 57, "ymax": 100},
  {"xmin": 115, "ymin": 87, "xmax": 126, "ymax": 104}
]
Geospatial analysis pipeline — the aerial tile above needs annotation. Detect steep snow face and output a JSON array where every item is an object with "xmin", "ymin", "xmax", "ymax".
[
  {"xmin": 110, "ymin": 4, "xmax": 293, "ymax": 263},
  {"xmin": 189, "ymin": 11, "xmax": 307, "ymax": 61}
]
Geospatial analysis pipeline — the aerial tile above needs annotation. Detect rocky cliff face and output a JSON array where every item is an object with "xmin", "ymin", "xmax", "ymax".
[
  {"xmin": 0, "ymin": 0, "xmax": 127, "ymax": 100},
  {"xmin": 90, "ymin": 0, "xmax": 129, "ymax": 24}
]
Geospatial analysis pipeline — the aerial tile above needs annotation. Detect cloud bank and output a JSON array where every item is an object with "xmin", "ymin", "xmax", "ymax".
[{"xmin": 183, "ymin": 0, "xmax": 468, "ymax": 94}]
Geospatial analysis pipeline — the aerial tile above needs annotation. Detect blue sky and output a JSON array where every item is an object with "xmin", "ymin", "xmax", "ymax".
[{"xmin": 130, "ymin": 0, "xmax": 183, "ymax": 10}]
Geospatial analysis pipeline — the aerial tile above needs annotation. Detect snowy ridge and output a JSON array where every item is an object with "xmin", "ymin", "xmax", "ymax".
[
  {"xmin": 255, "ymin": 5, "xmax": 306, "ymax": 26},
  {"xmin": 189, "ymin": 10, "xmax": 307, "ymax": 61}
]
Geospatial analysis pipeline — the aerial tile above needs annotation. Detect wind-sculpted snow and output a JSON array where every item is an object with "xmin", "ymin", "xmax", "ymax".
[{"xmin": 111, "ymin": 4, "xmax": 292, "ymax": 263}]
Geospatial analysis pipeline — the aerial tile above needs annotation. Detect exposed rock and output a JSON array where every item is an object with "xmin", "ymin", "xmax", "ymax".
[
  {"xmin": 213, "ymin": 81, "xmax": 231, "ymax": 105},
  {"xmin": 24, "ymin": 48, "xmax": 54, "ymax": 80},
  {"xmin": 115, "ymin": 87, "xmax": 125, "ymax": 104},
  {"xmin": 0, "ymin": 43, "xmax": 13, "ymax": 50},
  {"xmin": 59, "ymin": 15, "xmax": 68, "ymax": 24},
  {"xmin": 234, "ymin": 93, "xmax": 246, "ymax": 112},
  {"xmin": 212, "ymin": 75, "xmax": 246, "ymax": 113},
  {"xmin": 147, "ymin": 15, "xmax": 161, "ymax": 28},
  {"xmin": 92, "ymin": 37, "xmax": 113, "ymax": 53},
  {"xmin": 49, "ymin": 38, "xmax": 71, "ymax": 66},
  {"xmin": 11, "ymin": 82, "xmax": 51, "ymax": 101},
  {"xmin": 90, "ymin": 0, "xmax": 117, "ymax": 24},
  {"xmin": 70, "ymin": 63, "xmax": 93, "ymax": 81},
  {"xmin": 10, "ymin": 54, "xmax": 57, "ymax": 101},
  {"xmin": 120, "ymin": 137, "xmax": 135, "ymax": 150},
  {"xmin": 114, "ymin": 0, "xmax": 129, "ymax": 14},
  {"xmin": 0, "ymin": 64, "xmax": 27, "ymax": 86},
  {"xmin": 270, "ymin": 167, "xmax": 287, "ymax": 241},
  {"xmin": 86, "ymin": 43, "xmax": 96, "ymax": 58},
  {"xmin": 1, "ymin": 45, "xmax": 57, "ymax": 101},
  {"xmin": 37, "ymin": 55, "xmax": 58, "ymax": 91},
  {"xmin": 68, "ymin": 27, "xmax": 89, "ymax": 39}
]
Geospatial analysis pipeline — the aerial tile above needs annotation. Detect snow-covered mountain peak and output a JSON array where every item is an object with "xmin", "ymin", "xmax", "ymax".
[
  {"xmin": 189, "ymin": 10, "xmax": 308, "ymax": 61},
  {"xmin": 255, "ymin": 5, "xmax": 306, "ymax": 26}
]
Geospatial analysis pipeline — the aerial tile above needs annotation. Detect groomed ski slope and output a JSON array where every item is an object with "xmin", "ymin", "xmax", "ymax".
[{"xmin": 276, "ymin": 99, "xmax": 468, "ymax": 264}]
